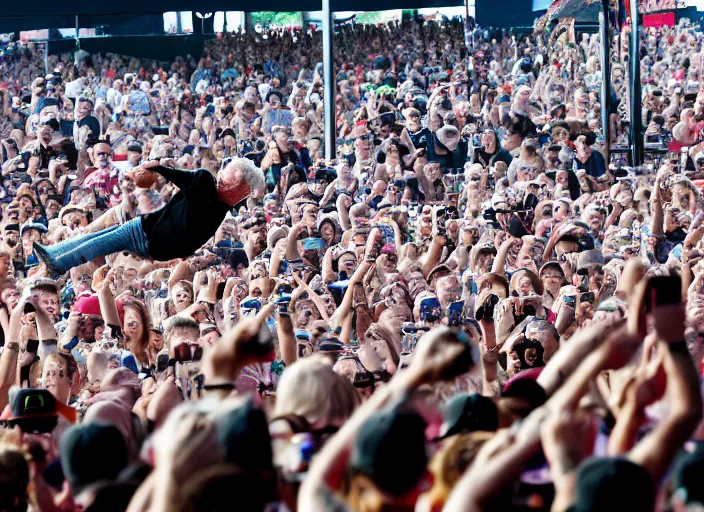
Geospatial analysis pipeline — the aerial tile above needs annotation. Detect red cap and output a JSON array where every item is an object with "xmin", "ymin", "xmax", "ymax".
[{"xmin": 72, "ymin": 295, "xmax": 101, "ymax": 316}]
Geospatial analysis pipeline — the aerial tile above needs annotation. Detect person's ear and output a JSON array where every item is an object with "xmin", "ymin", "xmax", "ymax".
[{"xmin": 70, "ymin": 371, "xmax": 81, "ymax": 396}]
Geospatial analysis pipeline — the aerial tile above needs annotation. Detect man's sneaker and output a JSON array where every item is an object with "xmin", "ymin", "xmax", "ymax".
[{"xmin": 32, "ymin": 243, "xmax": 64, "ymax": 279}]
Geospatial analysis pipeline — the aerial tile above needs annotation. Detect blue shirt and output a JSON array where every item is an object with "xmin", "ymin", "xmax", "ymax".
[{"xmin": 574, "ymin": 150, "xmax": 606, "ymax": 179}]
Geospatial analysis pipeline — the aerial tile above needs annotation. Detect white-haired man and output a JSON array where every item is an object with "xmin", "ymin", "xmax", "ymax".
[{"xmin": 34, "ymin": 158, "xmax": 265, "ymax": 277}]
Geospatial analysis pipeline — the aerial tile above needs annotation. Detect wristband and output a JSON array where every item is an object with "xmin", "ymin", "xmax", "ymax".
[{"xmin": 203, "ymin": 382, "xmax": 236, "ymax": 391}]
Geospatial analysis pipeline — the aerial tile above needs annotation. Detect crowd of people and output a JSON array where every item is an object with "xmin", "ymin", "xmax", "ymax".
[{"xmin": 0, "ymin": 10, "xmax": 703, "ymax": 511}]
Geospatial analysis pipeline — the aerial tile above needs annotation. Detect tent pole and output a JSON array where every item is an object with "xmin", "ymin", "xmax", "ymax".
[
  {"xmin": 600, "ymin": 0, "xmax": 611, "ymax": 162},
  {"xmin": 629, "ymin": 0, "xmax": 642, "ymax": 166},
  {"xmin": 75, "ymin": 15, "xmax": 80, "ymax": 50},
  {"xmin": 322, "ymin": 0, "xmax": 336, "ymax": 161}
]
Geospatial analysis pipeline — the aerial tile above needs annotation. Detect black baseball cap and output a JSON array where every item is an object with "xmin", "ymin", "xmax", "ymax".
[
  {"xmin": 212, "ymin": 398, "xmax": 273, "ymax": 472},
  {"xmin": 60, "ymin": 423, "xmax": 128, "ymax": 494},
  {"xmin": 40, "ymin": 118, "xmax": 60, "ymax": 132},
  {"xmin": 502, "ymin": 371, "xmax": 547, "ymax": 417},
  {"xmin": 126, "ymin": 143, "xmax": 142, "ymax": 154},
  {"xmin": 437, "ymin": 393, "xmax": 499, "ymax": 439},
  {"xmin": 348, "ymin": 408, "xmax": 428, "ymax": 495},
  {"xmin": 569, "ymin": 457, "xmax": 654, "ymax": 512},
  {"xmin": 210, "ymin": 398, "xmax": 276, "ymax": 502},
  {"xmin": 0, "ymin": 388, "xmax": 76, "ymax": 433}
]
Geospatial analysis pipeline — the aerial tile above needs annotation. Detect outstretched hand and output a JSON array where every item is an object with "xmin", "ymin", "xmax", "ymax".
[
  {"xmin": 201, "ymin": 302, "xmax": 276, "ymax": 384},
  {"xmin": 128, "ymin": 162, "xmax": 159, "ymax": 188}
]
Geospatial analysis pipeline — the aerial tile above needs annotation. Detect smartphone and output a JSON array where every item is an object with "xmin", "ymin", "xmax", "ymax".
[
  {"xmin": 646, "ymin": 275, "xmax": 682, "ymax": 311},
  {"xmin": 447, "ymin": 300, "xmax": 465, "ymax": 327},
  {"xmin": 378, "ymin": 225, "xmax": 395, "ymax": 245},
  {"xmin": 465, "ymin": 274, "xmax": 476, "ymax": 294},
  {"xmin": 277, "ymin": 291, "xmax": 292, "ymax": 316},
  {"xmin": 419, "ymin": 297, "xmax": 442, "ymax": 322},
  {"xmin": 436, "ymin": 208, "xmax": 447, "ymax": 237},
  {"xmin": 26, "ymin": 338, "xmax": 39, "ymax": 353},
  {"xmin": 302, "ymin": 237, "xmax": 326, "ymax": 252},
  {"xmin": 576, "ymin": 268, "xmax": 590, "ymax": 293},
  {"xmin": 563, "ymin": 295, "xmax": 577, "ymax": 308},
  {"xmin": 580, "ymin": 291, "xmax": 595, "ymax": 304},
  {"xmin": 476, "ymin": 294, "xmax": 499, "ymax": 322},
  {"xmin": 156, "ymin": 352, "xmax": 170, "ymax": 373},
  {"xmin": 400, "ymin": 322, "xmax": 429, "ymax": 354},
  {"xmin": 243, "ymin": 323, "xmax": 275, "ymax": 356}
]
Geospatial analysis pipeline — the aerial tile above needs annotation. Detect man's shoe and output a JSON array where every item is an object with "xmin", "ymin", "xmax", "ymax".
[{"xmin": 33, "ymin": 243, "xmax": 65, "ymax": 279}]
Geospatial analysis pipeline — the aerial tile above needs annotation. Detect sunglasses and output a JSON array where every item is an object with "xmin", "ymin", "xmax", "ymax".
[
  {"xmin": 95, "ymin": 151, "xmax": 110, "ymax": 157},
  {"xmin": 172, "ymin": 343, "xmax": 203, "ymax": 364}
]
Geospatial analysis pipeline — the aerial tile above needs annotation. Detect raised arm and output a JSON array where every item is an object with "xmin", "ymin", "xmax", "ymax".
[
  {"xmin": 650, "ymin": 179, "xmax": 665, "ymax": 238},
  {"xmin": 491, "ymin": 237, "xmax": 518, "ymax": 276},
  {"xmin": 291, "ymin": 274, "xmax": 330, "ymax": 322},
  {"xmin": 130, "ymin": 160, "xmax": 201, "ymax": 192},
  {"xmin": 299, "ymin": 328, "xmax": 472, "ymax": 512},
  {"xmin": 628, "ymin": 302, "xmax": 703, "ymax": 483},
  {"xmin": 97, "ymin": 269, "xmax": 122, "ymax": 328},
  {"xmin": 285, "ymin": 223, "xmax": 304, "ymax": 262}
]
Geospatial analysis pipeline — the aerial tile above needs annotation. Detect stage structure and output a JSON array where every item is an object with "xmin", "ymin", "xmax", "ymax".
[
  {"xmin": 535, "ymin": 0, "xmax": 620, "ymax": 162},
  {"xmin": 537, "ymin": 0, "xmax": 695, "ymax": 166}
]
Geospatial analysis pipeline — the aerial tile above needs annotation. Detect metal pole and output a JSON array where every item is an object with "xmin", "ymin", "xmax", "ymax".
[
  {"xmin": 629, "ymin": 0, "xmax": 643, "ymax": 166},
  {"xmin": 599, "ymin": 1, "xmax": 611, "ymax": 161},
  {"xmin": 75, "ymin": 15, "xmax": 80, "ymax": 50},
  {"xmin": 322, "ymin": 0, "xmax": 336, "ymax": 161},
  {"xmin": 464, "ymin": 0, "xmax": 473, "ymax": 52},
  {"xmin": 44, "ymin": 41, "xmax": 49, "ymax": 76}
]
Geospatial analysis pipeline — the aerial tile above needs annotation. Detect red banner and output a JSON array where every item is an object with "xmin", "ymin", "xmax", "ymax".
[{"xmin": 643, "ymin": 11, "xmax": 675, "ymax": 27}]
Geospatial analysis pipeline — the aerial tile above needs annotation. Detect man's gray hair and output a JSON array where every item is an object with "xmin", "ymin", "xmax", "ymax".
[{"xmin": 228, "ymin": 157, "xmax": 266, "ymax": 196}]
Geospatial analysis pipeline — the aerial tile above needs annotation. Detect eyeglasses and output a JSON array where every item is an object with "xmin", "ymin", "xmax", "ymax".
[
  {"xmin": 95, "ymin": 151, "xmax": 109, "ymax": 157},
  {"xmin": 542, "ymin": 273, "xmax": 563, "ymax": 280}
]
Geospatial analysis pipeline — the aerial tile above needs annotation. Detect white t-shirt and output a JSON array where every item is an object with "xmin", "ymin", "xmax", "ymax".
[{"xmin": 64, "ymin": 78, "xmax": 84, "ymax": 99}]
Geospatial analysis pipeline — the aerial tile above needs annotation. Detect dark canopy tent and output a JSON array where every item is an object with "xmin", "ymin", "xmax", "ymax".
[
  {"xmin": 0, "ymin": 15, "xmax": 165, "ymax": 35},
  {"xmin": 0, "ymin": 0, "xmax": 463, "ymax": 41},
  {"xmin": 0, "ymin": 0, "xmax": 462, "ymax": 19}
]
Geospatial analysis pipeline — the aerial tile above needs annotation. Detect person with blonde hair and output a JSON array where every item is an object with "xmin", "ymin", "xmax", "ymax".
[
  {"xmin": 270, "ymin": 356, "xmax": 361, "ymax": 512},
  {"xmin": 272, "ymin": 355, "xmax": 360, "ymax": 432}
]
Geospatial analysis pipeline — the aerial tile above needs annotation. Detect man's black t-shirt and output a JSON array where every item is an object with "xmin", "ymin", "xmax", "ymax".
[{"xmin": 141, "ymin": 166, "xmax": 231, "ymax": 260}]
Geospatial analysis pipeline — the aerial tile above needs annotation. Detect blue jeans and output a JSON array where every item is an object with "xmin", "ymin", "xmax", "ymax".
[{"xmin": 36, "ymin": 217, "xmax": 150, "ymax": 276}]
